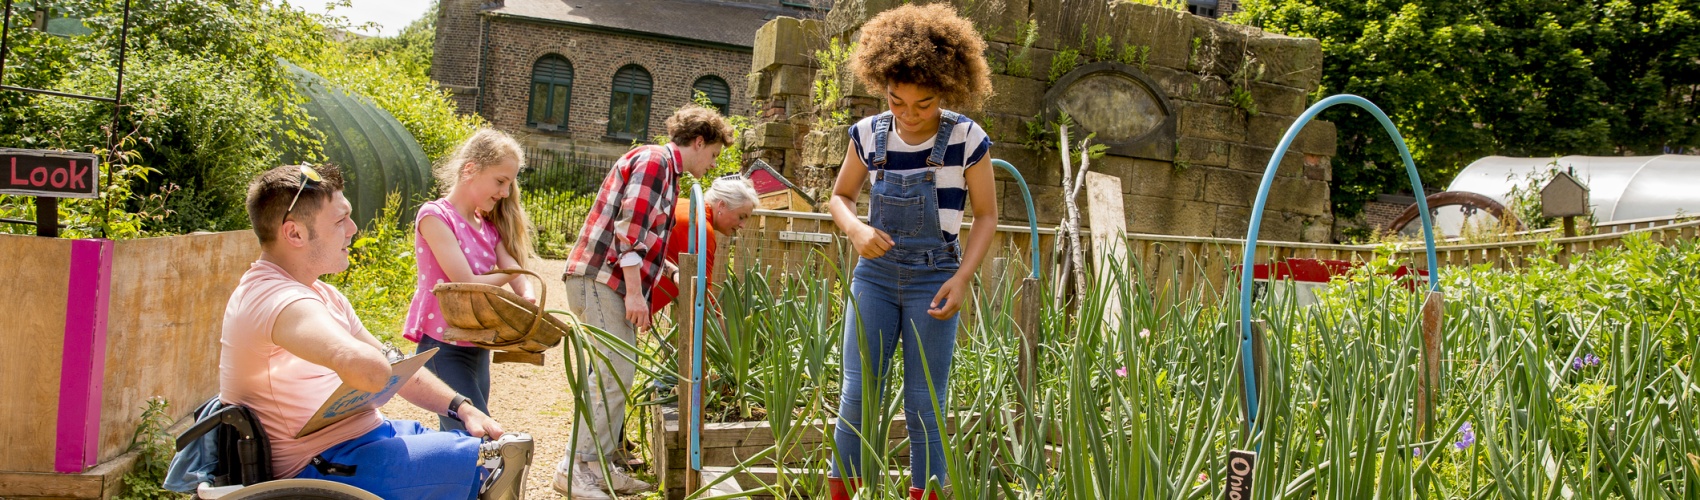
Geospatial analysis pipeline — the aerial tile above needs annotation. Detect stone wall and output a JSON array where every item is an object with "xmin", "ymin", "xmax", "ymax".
[{"xmin": 745, "ymin": 0, "xmax": 1337, "ymax": 242}]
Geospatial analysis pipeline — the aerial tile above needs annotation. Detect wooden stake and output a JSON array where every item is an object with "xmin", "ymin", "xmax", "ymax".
[
  {"xmin": 675, "ymin": 254, "xmax": 701, "ymax": 494},
  {"xmin": 1416, "ymin": 291, "xmax": 1445, "ymax": 440}
]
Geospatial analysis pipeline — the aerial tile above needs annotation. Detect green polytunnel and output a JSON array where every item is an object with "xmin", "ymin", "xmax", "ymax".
[{"xmin": 280, "ymin": 61, "xmax": 434, "ymax": 227}]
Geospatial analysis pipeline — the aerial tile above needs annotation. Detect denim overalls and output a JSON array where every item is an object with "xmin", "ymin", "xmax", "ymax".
[{"xmin": 832, "ymin": 111, "xmax": 963, "ymax": 490}]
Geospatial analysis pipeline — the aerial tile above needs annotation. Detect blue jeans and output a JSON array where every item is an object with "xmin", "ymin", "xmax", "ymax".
[
  {"xmin": 831, "ymin": 250, "xmax": 960, "ymax": 489},
  {"xmin": 418, "ymin": 335, "xmax": 491, "ymax": 432},
  {"xmin": 295, "ymin": 419, "xmax": 485, "ymax": 499}
]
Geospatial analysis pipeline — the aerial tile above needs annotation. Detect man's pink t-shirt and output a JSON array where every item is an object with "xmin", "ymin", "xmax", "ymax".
[
  {"xmin": 219, "ymin": 260, "xmax": 384, "ymax": 478},
  {"xmin": 404, "ymin": 198, "xmax": 503, "ymax": 346}
]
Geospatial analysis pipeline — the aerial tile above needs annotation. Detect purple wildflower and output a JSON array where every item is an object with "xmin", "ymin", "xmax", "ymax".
[
  {"xmin": 1454, "ymin": 422, "xmax": 1476, "ymax": 450},
  {"xmin": 1585, "ymin": 353, "xmax": 1600, "ymax": 366}
]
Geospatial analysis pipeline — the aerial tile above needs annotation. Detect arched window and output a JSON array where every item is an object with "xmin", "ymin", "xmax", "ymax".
[
  {"xmin": 692, "ymin": 75, "xmax": 731, "ymax": 116},
  {"xmin": 527, "ymin": 55, "xmax": 573, "ymax": 130},
  {"xmin": 607, "ymin": 64, "xmax": 653, "ymax": 140}
]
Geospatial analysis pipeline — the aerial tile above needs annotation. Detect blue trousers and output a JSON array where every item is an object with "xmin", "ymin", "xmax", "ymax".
[
  {"xmin": 831, "ymin": 254, "xmax": 960, "ymax": 489},
  {"xmin": 418, "ymin": 335, "xmax": 492, "ymax": 432},
  {"xmin": 294, "ymin": 419, "xmax": 485, "ymax": 499}
]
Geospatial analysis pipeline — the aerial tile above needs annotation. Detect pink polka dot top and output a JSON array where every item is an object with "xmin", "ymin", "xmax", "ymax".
[{"xmin": 403, "ymin": 198, "xmax": 503, "ymax": 346}]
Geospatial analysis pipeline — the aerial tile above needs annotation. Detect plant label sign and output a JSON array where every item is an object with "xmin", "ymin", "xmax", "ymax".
[
  {"xmin": 1, "ymin": 148, "xmax": 100, "ymax": 198},
  {"xmin": 1219, "ymin": 449, "xmax": 1256, "ymax": 500},
  {"xmin": 779, "ymin": 230, "xmax": 832, "ymax": 244}
]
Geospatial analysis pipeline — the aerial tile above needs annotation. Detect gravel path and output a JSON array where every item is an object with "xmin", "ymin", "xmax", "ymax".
[{"xmin": 380, "ymin": 258, "xmax": 652, "ymax": 499}]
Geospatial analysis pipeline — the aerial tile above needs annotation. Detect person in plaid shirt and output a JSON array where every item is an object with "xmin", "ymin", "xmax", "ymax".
[{"xmin": 556, "ymin": 105, "xmax": 732, "ymax": 499}]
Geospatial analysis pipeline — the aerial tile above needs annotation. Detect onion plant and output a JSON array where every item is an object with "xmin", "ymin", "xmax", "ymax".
[{"xmin": 558, "ymin": 233, "xmax": 1700, "ymax": 499}]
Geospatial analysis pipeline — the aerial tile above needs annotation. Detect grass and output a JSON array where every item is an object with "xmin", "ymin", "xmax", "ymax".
[{"xmin": 556, "ymin": 232, "xmax": 1700, "ymax": 498}]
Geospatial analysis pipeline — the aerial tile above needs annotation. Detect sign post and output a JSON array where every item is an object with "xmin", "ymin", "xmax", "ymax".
[{"xmin": 1, "ymin": 149, "xmax": 102, "ymax": 237}]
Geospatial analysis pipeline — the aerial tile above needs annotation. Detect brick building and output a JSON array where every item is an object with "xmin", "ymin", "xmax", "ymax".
[{"xmin": 433, "ymin": 0, "xmax": 821, "ymax": 156}]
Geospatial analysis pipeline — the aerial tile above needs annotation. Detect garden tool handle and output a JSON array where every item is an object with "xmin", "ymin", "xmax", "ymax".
[{"xmin": 480, "ymin": 268, "xmax": 548, "ymax": 346}]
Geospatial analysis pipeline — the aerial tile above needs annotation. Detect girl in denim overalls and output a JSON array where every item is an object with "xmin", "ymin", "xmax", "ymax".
[{"xmin": 824, "ymin": 5, "xmax": 998, "ymax": 499}]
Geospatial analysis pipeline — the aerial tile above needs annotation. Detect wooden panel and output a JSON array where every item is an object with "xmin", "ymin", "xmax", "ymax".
[
  {"xmin": 0, "ymin": 446, "xmax": 136, "ymax": 499},
  {"xmin": 99, "ymin": 231, "xmax": 257, "ymax": 463},
  {"xmin": 0, "ymin": 234, "xmax": 72, "ymax": 473}
]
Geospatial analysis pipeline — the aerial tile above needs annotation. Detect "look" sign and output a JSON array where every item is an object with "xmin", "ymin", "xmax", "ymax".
[{"xmin": 1, "ymin": 148, "xmax": 100, "ymax": 198}]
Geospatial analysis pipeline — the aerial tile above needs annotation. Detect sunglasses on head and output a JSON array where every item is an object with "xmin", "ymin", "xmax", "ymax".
[{"xmin": 283, "ymin": 165, "xmax": 324, "ymax": 223}]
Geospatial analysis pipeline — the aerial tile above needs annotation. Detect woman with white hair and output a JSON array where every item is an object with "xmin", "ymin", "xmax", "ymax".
[{"xmin": 649, "ymin": 175, "xmax": 761, "ymax": 311}]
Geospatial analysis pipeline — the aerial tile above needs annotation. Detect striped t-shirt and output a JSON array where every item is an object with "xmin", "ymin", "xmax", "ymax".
[{"xmin": 848, "ymin": 111, "xmax": 992, "ymax": 242}]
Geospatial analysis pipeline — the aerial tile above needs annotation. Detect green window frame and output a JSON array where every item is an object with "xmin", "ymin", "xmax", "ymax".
[
  {"xmin": 607, "ymin": 64, "xmax": 653, "ymax": 141},
  {"xmin": 527, "ymin": 55, "xmax": 574, "ymax": 130},
  {"xmin": 692, "ymin": 75, "xmax": 731, "ymax": 116}
]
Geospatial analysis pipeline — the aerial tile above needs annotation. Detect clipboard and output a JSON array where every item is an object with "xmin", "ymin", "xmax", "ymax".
[{"xmin": 296, "ymin": 347, "xmax": 438, "ymax": 438}]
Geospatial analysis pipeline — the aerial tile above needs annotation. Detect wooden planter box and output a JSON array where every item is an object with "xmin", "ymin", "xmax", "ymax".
[
  {"xmin": 0, "ymin": 232, "xmax": 255, "ymax": 498},
  {"xmin": 649, "ymin": 403, "xmax": 971, "ymax": 500}
]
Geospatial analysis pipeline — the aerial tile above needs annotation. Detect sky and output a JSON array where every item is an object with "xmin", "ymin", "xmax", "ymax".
[{"xmin": 293, "ymin": 0, "xmax": 436, "ymax": 37}]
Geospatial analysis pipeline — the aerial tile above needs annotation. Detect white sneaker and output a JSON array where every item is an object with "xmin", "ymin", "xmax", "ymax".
[
  {"xmin": 552, "ymin": 463, "xmax": 614, "ymax": 500},
  {"xmin": 601, "ymin": 464, "xmax": 654, "ymax": 494}
]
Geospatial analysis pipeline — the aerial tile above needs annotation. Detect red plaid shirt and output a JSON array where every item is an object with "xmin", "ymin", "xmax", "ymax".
[{"xmin": 564, "ymin": 144, "xmax": 682, "ymax": 300}]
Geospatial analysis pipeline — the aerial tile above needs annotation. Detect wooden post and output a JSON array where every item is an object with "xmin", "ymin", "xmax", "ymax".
[
  {"xmin": 1563, "ymin": 215, "xmax": 1576, "ymax": 238},
  {"xmin": 36, "ymin": 196, "xmax": 58, "ymax": 237},
  {"xmin": 1416, "ymin": 291, "xmax": 1445, "ymax": 440},
  {"xmin": 674, "ymin": 253, "xmax": 701, "ymax": 494},
  {"xmin": 1016, "ymin": 277, "xmax": 1040, "ymax": 402},
  {"xmin": 1085, "ymin": 171, "xmax": 1128, "ymax": 332}
]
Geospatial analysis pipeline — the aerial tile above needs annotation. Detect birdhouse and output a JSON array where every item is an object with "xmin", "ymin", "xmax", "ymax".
[
  {"xmin": 1540, "ymin": 172, "xmax": 1589, "ymax": 218},
  {"xmin": 743, "ymin": 159, "xmax": 817, "ymax": 211}
]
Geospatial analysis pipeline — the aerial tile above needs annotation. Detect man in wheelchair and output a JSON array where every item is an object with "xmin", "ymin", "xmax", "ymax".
[{"xmin": 165, "ymin": 164, "xmax": 532, "ymax": 499}]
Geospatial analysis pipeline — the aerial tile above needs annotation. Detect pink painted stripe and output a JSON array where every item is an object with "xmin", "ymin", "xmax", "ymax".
[{"xmin": 55, "ymin": 238, "xmax": 113, "ymax": 474}]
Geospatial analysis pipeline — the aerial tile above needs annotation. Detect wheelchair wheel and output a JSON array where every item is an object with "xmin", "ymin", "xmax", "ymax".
[{"xmin": 212, "ymin": 479, "xmax": 383, "ymax": 500}]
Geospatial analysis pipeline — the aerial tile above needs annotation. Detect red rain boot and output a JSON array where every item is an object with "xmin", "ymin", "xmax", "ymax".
[
  {"xmin": 909, "ymin": 486, "xmax": 941, "ymax": 500},
  {"xmin": 828, "ymin": 477, "xmax": 862, "ymax": 500}
]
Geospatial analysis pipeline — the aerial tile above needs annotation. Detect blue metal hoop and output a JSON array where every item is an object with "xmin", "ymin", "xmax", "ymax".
[{"xmin": 1236, "ymin": 94, "xmax": 1442, "ymax": 433}]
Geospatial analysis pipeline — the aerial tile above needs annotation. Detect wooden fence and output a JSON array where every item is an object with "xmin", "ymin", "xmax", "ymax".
[{"xmin": 725, "ymin": 210, "xmax": 1700, "ymax": 296}]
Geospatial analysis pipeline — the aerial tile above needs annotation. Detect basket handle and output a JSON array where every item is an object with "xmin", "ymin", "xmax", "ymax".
[{"xmin": 480, "ymin": 268, "xmax": 548, "ymax": 344}]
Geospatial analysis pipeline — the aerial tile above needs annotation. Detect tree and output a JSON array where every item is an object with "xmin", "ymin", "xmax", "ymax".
[{"xmin": 1232, "ymin": 0, "xmax": 1700, "ymax": 219}]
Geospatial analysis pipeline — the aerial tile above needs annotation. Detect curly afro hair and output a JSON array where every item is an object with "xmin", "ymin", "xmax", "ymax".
[{"xmin": 851, "ymin": 3, "xmax": 994, "ymax": 111}]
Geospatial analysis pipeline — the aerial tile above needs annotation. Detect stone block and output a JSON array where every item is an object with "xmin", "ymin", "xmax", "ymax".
[
  {"xmin": 1145, "ymin": 66, "xmax": 1228, "ymax": 105},
  {"xmin": 828, "ymin": 0, "xmax": 905, "ymax": 38},
  {"xmin": 1303, "ymin": 154, "xmax": 1331, "ymax": 182},
  {"xmin": 1247, "ymin": 113, "xmax": 1296, "ymax": 148},
  {"xmin": 980, "ymin": 112, "xmax": 1031, "ymax": 145},
  {"xmin": 1008, "ymin": 183, "xmax": 1069, "ymax": 226},
  {"xmin": 1250, "ymin": 82, "xmax": 1306, "ymax": 117},
  {"xmin": 1267, "ymin": 177, "xmax": 1330, "ymax": 217},
  {"xmin": 1202, "ymin": 167, "xmax": 1259, "ymax": 207},
  {"xmin": 987, "ymin": 74, "xmax": 1048, "ymax": 117},
  {"xmin": 1301, "ymin": 215, "xmax": 1335, "ymax": 243},
  {"xmin": 1295, "ymin": 119, "xmax": 1337, "ymax": 156},
  {"xmin": 800, "ymin": 126, "xmax": 851, "ymax": 167},
  {"xmin": 1176, "ymin": 137, "xmax": 1230, "ymax": 168},
  {"xmin": 1023, "ymin": 47, "xmax": 1056, "ymax": 82},
  {"xmin": 964, "ymin": 0, "xmax": 1030, "ymax": 45},
  {"xmin": 771, "ymin": 65, "xmax": 816, "ymax": 97},
  {"xmin": 1172, "ymin": 199, "xmax": 1218, "ymax": 236},
  {"xmin": 753, "ymin": 17, "xmax": 824, "ymax": 72},
  {"xmin": 1124, "ymin": 194, "xmax": 1171, "ymax": 235},
  {"xmin": 1253, "ymin": 210, "xmax": 1305, "ymax": 241},
  {"xmin": 1177, "ymin": 102, "xmax": 1245, "ymax": 142},
  {"xmin": 748, "ymin": 122, "xmax": 797, "ymax": 150},
  {"xmin": 1120, "ymin": 158, "xmax": 1204, "ymax": 201},
  {"xmin": 747, "ymin": 70, "xmax": 772, "ymax": 101},
  {"xmin": 1215, "ymin": 205, "xmax": 1251, "ymax": 238},
  {"xmin": 1186, "ymin": 15, "xmax": 1251, "ymax": 78},
  {"xmin": 1247, "ymin": 34, "xmax": 1323, "ymax": 91},
  {"xmin": 1228, "ymin": 145, "xmax": 1304, "ymax": 177},
  {"xmin": 988, "ymin": 143, "xmax": 1041, "ymax": 181},
  {"xmin": 1111, "ymin": 2, "xmax": 1190, "ymax": 71}
]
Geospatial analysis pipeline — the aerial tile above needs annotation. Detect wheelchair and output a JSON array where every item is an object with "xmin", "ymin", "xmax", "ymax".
[{"xmin": 173, "ymin": 398, "xmax": 533, "ymax": 500}]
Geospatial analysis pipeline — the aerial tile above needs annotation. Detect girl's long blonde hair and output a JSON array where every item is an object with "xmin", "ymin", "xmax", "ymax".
[{"xmin": 435, "ymin": 128, "xmax": 533, "ymax": 264}]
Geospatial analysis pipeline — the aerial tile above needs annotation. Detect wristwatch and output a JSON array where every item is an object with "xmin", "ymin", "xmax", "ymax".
[{"xmin": 446, "ymin": 394, "xmax": 470, "ymax": 422}]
